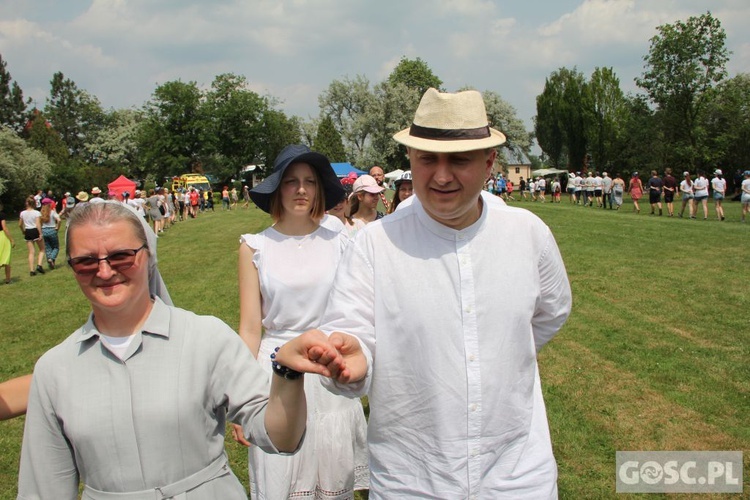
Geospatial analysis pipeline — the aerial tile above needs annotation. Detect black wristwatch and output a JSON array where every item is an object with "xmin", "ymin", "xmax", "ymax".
[{"xmin": 271, "ymin": 346, "xmax": 303, "ymax": 380}]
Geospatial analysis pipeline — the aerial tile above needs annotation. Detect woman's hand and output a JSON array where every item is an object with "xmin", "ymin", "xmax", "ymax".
[{"xmin": 230, "ymin": 423, "xmax": 251, "ymax": 447}]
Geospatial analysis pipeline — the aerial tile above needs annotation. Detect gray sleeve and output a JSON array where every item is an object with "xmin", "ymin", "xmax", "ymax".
[
  {"xmin": 17, "ymin": 359, "xmax": 79, "ymax": 499},
  {"xmin": 204, "ymin": 320, "xmax": 285, "ymax": 455}
]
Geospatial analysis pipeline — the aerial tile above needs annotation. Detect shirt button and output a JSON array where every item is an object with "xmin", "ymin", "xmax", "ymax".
[
  {"xmin": 470, "ymin": 404, "xmax": 477, "ymax": 412},
  {"xmin": 468, "ymin": 354, "xmax": 475, "ymax": 361}
]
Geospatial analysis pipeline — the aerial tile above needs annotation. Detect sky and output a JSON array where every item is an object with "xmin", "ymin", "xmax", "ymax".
[{"xmin": 1, "ymin": 0, "xmax": 749, "ymax": 139}]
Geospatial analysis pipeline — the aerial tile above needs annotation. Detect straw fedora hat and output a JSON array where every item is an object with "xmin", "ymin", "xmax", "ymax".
[
  {"xmin": 393, "ymin": 88, "xmax": 506, "ymax": 153},
  {"xmin": 75, "ymin": 191, "xmax": 89, "ymax": 202}
]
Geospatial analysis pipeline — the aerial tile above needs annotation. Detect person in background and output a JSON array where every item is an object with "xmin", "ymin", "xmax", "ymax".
[
  {"xmin": 222, "ymin": 186, "xmax": 231, "ymax": 210},
  {"xmin": 628, "ymin": 172, "xmax": 644, "ymax": 213},
  {"xmin": 662, "ymin": 168, "xmax": 678, "ymax": 217},
  {"xmin": 573, "ymin": 172, "xmax": 583, "ymax": 204},
  {"xmin": 593, "ymin": 172, "xmax": 603, "ymax": 207},
  {"xmin": 40, "ymin": 198, "xmax": 61, "ymax": 269},
  {"xmin": 0, "ymin": 201, "xmax": 15, "ymax": 284},
  {"xmin": 230, "ymin": 186, "xmax": 239, "ymax": 209},
  {"xmin": 693, "ymin": 170, "xmax": 710, "ymax": 220},
  {"xmin": 369, "ymin": 165, "xmax": 393, "ymax": 213},
  {"xmin": 520, "ymin": 176, "xmax": 528, "ymax": 201},
  {"xmin": 89, "ymin": 186, "xmax": 104, "ymax": 204},
  {"xmin": 647, "ymin": 170, "xmax": 664, "ymax": 216},
  {"xmin": 239, "ymin": 144, "xmax": 369, "ymax": 499},
  {"xmin": 678, "ymin": 171, "xmax": 695, "ymax": 218},
  {"xmin": 18, "ymin": 200, "xmax": 329, "ymax": 498},
  {"xmin": 146, "ymin": 188, "xmax": 164, "ymax": 234},
  {"xmin": 612, "ymin": 173, "xmax": 625, "ymax": 209},
  {"xmin": 19, "ymin": 196, "xmax": 45, "ymax": 276},
  {"xmin": 551, "ymin": 177, "xmax": 561, "ymax": 203},
  {"xmin": 583, "ymin": 172, "xmax": 595, "ymax": 206},
  {"xmin": 740, "ymin": 170, "xmax": 750, "ymax": 222},
  {"xmin": 388, "ymin": 170, "xmax": 413, "ymax": 214},
  {"xmin": 601, "ymin": 172, "xmax": 613, "ymax": 209},
  {"xmin": 711, "ymin": 169, "xmax": 726, "ymax": 221},
  {"xmin": 60, "ymin": 192, "xmax": 76, "ymax": 219},
  {"xmin": 128, "ymin": 190, "xmax": 147, "ymax": 220},
  {"xmin": 350, "ymin": 174, "xmax": 385, "ymax": 224},
  {"xmin": 242, "ymin": 184, "xmax": 251, "ymax": 208}
]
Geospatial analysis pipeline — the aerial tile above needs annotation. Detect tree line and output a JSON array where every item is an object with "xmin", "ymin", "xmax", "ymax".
[
  {"xmin": 1, "ymin": 11, "xmax": 747, "ymax": 212},
  {"xmin": 535, "ymin": 11, "xmax": 748, "ymax": 185}
]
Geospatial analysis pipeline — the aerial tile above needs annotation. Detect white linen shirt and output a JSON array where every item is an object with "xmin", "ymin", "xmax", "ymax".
[
  {"xmin": 321, "ymin": 197, "xmax": 571, "ymax": 499},
  {"xmin": 18, "ymin": 297, "xmax": 283, "ymax": 499}
]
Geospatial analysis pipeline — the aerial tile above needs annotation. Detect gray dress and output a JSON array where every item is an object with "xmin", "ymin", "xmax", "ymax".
[{"xmin": 18, "ymin": 298, "xmax": 286, "ymax": 499}]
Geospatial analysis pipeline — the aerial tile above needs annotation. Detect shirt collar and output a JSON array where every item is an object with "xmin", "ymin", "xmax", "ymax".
[
  {"xmin": 76, "ymin": 296, "xmax": 171, "ymax": 344},
  {"xmin": 412, "ymin": 195, "xmax": 487, "ymax": 242}
]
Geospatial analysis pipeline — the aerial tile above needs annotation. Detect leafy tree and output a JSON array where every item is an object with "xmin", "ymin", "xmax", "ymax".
[
  {"xmin": 366, "ymin": 80, "xmax": 421, "ymax": 170},
  {"xmin": 255, "ymin": 108, "xmax": 301, "ymax": 178},
  {"xmin": 313, "ymin": 115, "xmax": 347, "ymax": 162},
  {"xmin": 138, "ymin": 80, "xmax": 212, "ymax": 183},
  {"xmin": 298, "ymin": 118, "xmax": 319, "ymax": 148},
  {"xmin": 44, "ymin": 72, "xmax": 105, "ymax": 160},
  {"xmin": 84, "ymin": 108, "xmax": 144, "ymax": 178},
  {"xmin": 0, "ymin": 54, "xmax": 30, "ymax": 134},
  {"xmin": 388, "ymin": 57, "xmax": 443, "ymax": 96},
  {"xmin": 636, "ymin": 12, "xmax": 730, "ymax": 169},
  {"xmin": 205, "ymin": 73, "xmax": 267, "ymax": 181},
  {"xmin": 318, "ymin": 75, "xmax": 376, "ymax": 165},
  {"xmin": 589, "ymin": 67, "xmax": 627, "ymax": 172},
  {"xmin": 458, "ymin": 87, "xmax": 531, "ymax": 153},
  {"xmin": 614, "ymin": 95, "xmax": 661, "ymax": 176},
  {"xmin": 0, "ymin": 126, "xmax": 52, "ymax": 210},
  {"xmin": 535, "ymin": 68, "xmax": 593, "ymax": 170},
  {"xmin": 24, "ymin": 110, "xmax": 83, "ymax": 194},
  {"xmin": 701, "ymin": 74, "xmax": 750, "ymax": 179}
]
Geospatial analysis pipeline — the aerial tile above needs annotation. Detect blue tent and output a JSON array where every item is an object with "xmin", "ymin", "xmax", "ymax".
[{"xmin": 331, "ymin": 162, "xmax": 367, "ymax": 178}]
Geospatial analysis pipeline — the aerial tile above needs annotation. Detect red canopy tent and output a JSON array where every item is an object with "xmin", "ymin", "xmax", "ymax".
[{"xmin": 107, "ymin": 175, "xmax": 137, "ymax": 201}]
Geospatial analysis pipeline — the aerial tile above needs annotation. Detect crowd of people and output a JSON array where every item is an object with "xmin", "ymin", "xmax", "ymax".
[
  {"xmin": 482, "ymin": 168, "xmax": 750, "ymax": 222},
  {"xmin": 4, "ymin": 86, "xmax": 746, "ymax": 498}
]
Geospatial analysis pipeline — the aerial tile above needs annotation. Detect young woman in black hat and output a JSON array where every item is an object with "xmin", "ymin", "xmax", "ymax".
[{"xmin": 235, "ymin": 144, "xmax": 369, "ymax": 498}]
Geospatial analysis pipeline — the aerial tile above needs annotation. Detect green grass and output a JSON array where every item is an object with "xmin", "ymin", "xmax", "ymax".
[{"xmin": 0, "ymin": 198, "xmax": 748, "ymax": 499}]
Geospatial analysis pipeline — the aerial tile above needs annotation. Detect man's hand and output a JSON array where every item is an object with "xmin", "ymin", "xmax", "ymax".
[
  {"xmin": 275, "ymin": 330, "xmax": 346, "ymax": 378},
  {"xmin": 328, "ymin": 332, "xmax": 367, "ymax": 384}
]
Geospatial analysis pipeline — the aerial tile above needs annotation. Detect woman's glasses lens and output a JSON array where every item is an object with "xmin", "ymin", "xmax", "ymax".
[{"xmin": 68, "ymin": 244, "xmax": 146, "ymax": 275}]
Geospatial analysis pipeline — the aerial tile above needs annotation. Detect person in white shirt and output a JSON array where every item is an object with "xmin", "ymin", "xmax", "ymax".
[
  {"xmin": 601, "ymin": 172, "xmax": 613, "ymax": 209},
  {"xmin": 537, "ymin": 177, "xmax": 547, "ymax": 202},
  {"xmin": 593, "ymin": 172, "xmax": 604, "ymax": 207},
  {"xmin": 573, "ymin": 172, "xmax": 583, "ymax": 204},
  {"xmin": 678, "ymin": 172, "xmax": 695, "ymax": 218},
  {"xmin": 711, "ymin": 169, "xmax": 726, "ymax": 221},
  {"xmin": 740, "ymin": 170, "xmax": 750, "ymax": 222},
  {"xmin": 693, "ymin": 171, "xmax": 710, "ymax": 220},
  {"xmin": 298, "ymin": 89, "xmax": 572, "ymax": 498}
]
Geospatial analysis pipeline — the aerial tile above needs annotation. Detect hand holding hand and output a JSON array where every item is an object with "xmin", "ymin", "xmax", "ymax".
[
  {"xmin": 274, "ymin": 330, "xmax": 346, "ymax": 378},
  {"xmin": 328, "ymin": 332, "xmax": 367, "ymax": 384}
]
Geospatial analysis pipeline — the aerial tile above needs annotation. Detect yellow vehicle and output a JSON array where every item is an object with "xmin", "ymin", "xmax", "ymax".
[{"xmin": 171, "ymin": 174, "xmax": 211, "ymax": 193}]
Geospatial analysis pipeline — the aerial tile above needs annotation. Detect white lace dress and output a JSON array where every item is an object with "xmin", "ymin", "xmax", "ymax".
[{"xmin": 240, "ymin": 225, "xmax": 369, "ymax": 500}]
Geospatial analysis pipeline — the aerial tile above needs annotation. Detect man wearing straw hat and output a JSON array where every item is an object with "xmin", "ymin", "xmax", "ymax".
[{"xmin": 300, "ymin": 88, "xmax": 572, "ymax": 498}]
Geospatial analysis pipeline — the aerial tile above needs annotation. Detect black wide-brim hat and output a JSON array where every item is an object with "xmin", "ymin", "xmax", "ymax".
[{"xmin": 250, "ymin": 144, "xmax": 345, "ymax": 213}]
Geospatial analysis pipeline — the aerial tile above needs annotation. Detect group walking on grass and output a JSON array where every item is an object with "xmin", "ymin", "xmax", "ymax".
[
  {"xmin": 488, "ymin": 167, "xmax": 750, "ymax": 223},
  {"xmin": 1, "ymin": 87, "xmax": 748, "ymax": 499}
]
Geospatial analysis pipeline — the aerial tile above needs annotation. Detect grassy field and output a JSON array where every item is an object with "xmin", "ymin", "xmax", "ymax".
[{"xmin": 0, "ymin": 197, "xmax": 747, "ymax": 499}]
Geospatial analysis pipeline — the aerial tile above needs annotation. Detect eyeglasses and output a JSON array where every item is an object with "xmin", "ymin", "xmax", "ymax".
[{"xmin": 68, "ymin": 244, "xmax": 147, "ymax": 275}]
